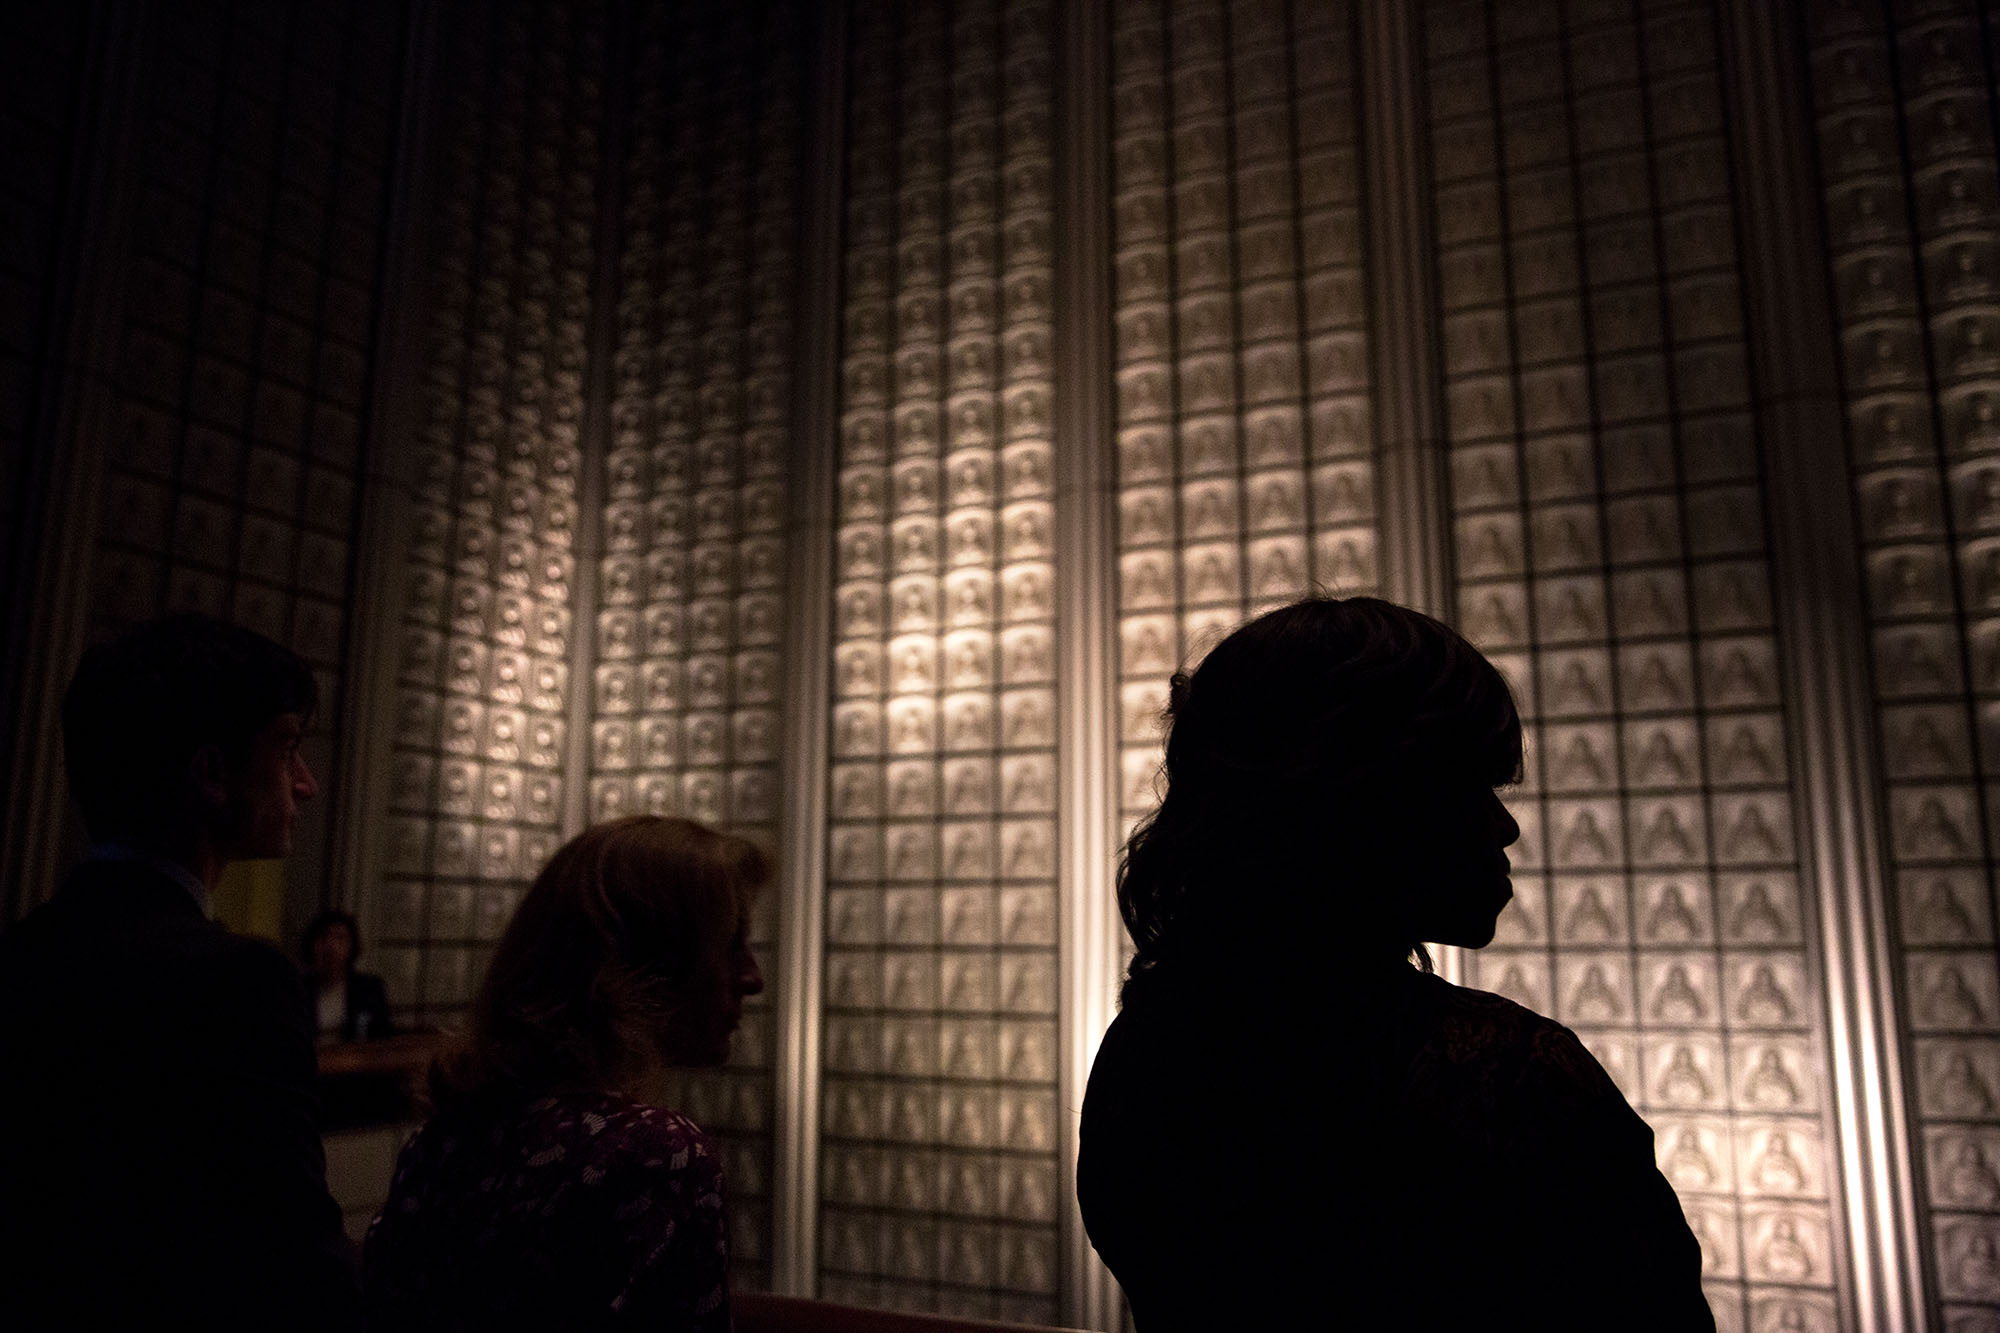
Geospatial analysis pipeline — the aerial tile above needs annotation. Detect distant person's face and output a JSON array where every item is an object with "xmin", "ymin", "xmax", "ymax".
[
  {"xmin": 223, "ymin": 711, "xmax": 318, "ymax": 859},
  {"xmin": 313, "ymin": 923, "xmax": 355, "ymax": 977},
  {"xmin": 660, "ymin": 908, "xmax": 765, "ymax": 1068},
  {"xmin": 1369, "ymin": 773, "xmax": 1521, "ymax": 949}
]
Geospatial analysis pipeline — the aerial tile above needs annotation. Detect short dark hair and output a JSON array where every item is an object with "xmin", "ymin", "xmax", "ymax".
[
  {"xmin": 62, "ymin": 613, "xmax": 318, "ymax": 840},
  {"xmin": 301, "ymin": 909, "xmax": 361, "ymax": 969}
]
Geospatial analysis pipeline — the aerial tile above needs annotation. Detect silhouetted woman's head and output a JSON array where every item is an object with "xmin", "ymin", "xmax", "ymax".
[
  {"xmin": 1118, "ymin": 597, "xmax": 1522, "ymax": 1001},
  {"xmin": 431, "ymin": 816, "xmax": 768, "ymax": 1111}
]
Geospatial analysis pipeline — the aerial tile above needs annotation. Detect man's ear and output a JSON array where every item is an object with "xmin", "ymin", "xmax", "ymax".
[{"xmin": 188, "ymin": 744, "xmax": 231, "ymax": 810}]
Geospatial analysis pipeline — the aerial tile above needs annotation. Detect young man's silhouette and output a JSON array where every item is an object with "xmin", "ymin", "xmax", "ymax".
[{"xmin": 0, "ymin": 614, "xmax": 359, "ymax": 1329}]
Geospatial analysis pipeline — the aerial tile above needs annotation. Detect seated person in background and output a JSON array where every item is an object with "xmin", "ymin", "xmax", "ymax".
[
  {"xmin": 302, "ymin": 909, "xmax": 393, "ymax": 1042},
  {"xmin": 0, "ymin": 613, "xmax": 358, "ymax": 1331},
  {"xmin": 304, "ymin": 908, "xmax": 407, "ymax": 1129},
  {"xmin": 364, "ymin": 814, "xmax": 766, "ymax": 1332},
  {"xmin": 1078, "ymin": 597, "xmax": 1713, "ymax": 1331}
]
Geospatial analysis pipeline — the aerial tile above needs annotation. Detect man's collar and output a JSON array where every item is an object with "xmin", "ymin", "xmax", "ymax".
[{"xmin": 86, "ymin": 843, "xmax": 211, "ymax": 916}]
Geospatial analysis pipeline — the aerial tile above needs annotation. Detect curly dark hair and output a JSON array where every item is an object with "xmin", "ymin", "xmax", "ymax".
[
  {"xmin": 1117, "ymin": 597, "xmax": 1522, "ymax": 1003},
  {"xmin": 429, "ymin": 816, "xmax": 769, "ymax": 1112}
]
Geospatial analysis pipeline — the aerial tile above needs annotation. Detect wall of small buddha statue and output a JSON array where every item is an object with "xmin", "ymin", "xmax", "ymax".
[{"xmin": 5, "ymin": 1, "xmax": 1998, "ymax": 1329}]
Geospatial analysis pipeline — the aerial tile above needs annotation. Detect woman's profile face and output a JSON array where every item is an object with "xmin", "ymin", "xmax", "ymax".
[
  {"xmin": 1365, "ymin": 772, "xmax": 1521, "ymax": 949},
  {"xmin": 659, "ymin": 909, "xmax": 764, "ymax": 1068}
]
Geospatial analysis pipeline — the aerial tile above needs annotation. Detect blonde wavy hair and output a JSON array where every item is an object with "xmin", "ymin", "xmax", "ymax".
[{"xmin": 429, "ymin": 815, "xmax": 769, "ymax": 1110}]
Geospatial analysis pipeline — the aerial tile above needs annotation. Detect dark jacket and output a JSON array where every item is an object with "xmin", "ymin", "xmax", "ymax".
[
  {"xmin": 0, "ymin": 859, "xmax": 361, "ymax": 1330},
  {"xmin": 1079, "ymin": 965, "xmax": 1714, "ymax": 1331}
]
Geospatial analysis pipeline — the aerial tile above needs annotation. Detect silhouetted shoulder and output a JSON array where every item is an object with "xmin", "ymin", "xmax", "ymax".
[
  {"xmin": 137, "ymin": 911, "xmax": 317, "ymax": 1050},
  {"xmin": 382, "ymin": 1094, "xmax": 721, "ymax": 1220},
  {"xmin": 0, "ymin": 863, "xmax": 311, "ymax": 1052},
  {"xmin": 1415, "ymin": 968, "xmax": 1548, "ymax": 1031},
  {"xmin": 593, "ymin": 1101, "xmax": 719, "ymax": 1165},
  {"xmin": 542, "ymin": 1098, "xmax": 723, "ymax": 1195},
  {"xmin": 1395, "ymin": 972, "xmax": 1644, "ymax": 1150},
  {"xmin": 1407, "ymin": 972, "xmax": 1595, "ymax": 1065},
  {"xmin": 562, "ymin": 1100, "xmax": 728, "ymax": 1221},
  {"xmin": 205, "ymin": 928, "xmax": 310, "ymax": 995}
]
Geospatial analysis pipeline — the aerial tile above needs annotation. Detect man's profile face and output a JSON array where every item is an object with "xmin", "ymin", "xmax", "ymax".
[{"xmin": 220, "ymin": 712, "xmax": 318, "ymax": 860}]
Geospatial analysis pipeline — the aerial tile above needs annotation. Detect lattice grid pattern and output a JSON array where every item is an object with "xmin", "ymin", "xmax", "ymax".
[
  {"xmin": 1109, "ymin": 0, "xmax": 1378, "ymax": 837},
  {"xmin": 88, "ymin": 0, "xmax": 403, "ymax": 912},
  {"xmin": 1804, "ymin": 0, "xmax": 2000, "ymax": 1321},
  {"xmin": 44, "ymin": 0, "xmax": 1997, "ymax": 1319},
  {"xmin": 588, "ymin": 0, "xmax": 805, "ymax": 1292},
  {"xmin": 377, "ymin": 0, "xmax": 601, "ymax": 1021},
  {"xmin": 0, "ymin": 8, "xmax": 89, "ymax": 686},
  {"xmin": 1424, "ymin": 2, "xmax": 1845, "ymax": 1328},
  {"xmin": 819, "ymin": 0, "xmax": 1064, "ymax": 1318}
]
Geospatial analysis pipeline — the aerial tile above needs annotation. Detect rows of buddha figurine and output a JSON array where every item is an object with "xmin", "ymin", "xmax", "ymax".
[
  {"xmin": 591, "ymin": 0, "xmax": 804, "ymax": 1285},
  {"xmin": 1107, "ymin": 0, "xmax": 1376, "ymax": 904},
  {"xmin": 89, "ymin": 0, "xmax": 395, "ymax": 671},
  {"xmin": 817, "ymin": 0, "xmax": 1063, "ymax": 1318},
  {"xmin": 1423, "ymin": 1, "xmax": 1840, "ymax": 1327},
  {"xmin": 83, "ymin": 0, "xmax": 399, "ymax": 952},
  {"xmin": 1809, "ymin": 0, "xmax": 2000, "ymax": 1318},
  {"xmin": 375, "ymin": 2, "xmax": 599, "ymax": 1017}
]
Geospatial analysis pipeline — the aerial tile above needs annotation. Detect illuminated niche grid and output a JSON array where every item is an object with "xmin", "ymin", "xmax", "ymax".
[
  {"xmin": 1805, "ymin": 0, "xmax": 2000, "ymax": 1320},
  {"xmin": 378, "ymin": 2, "xmax": 600, "ymax": 1021},
  {"xmin": 87, "ymin": 0, "xmax": 402, "ymax": 907},
  {"xmin": 1424, "ymin": 2, "xmax": 1843, "ymax": 1329},
  {"xmin": 586, "ymin": 0, "xmax": 803, "ymax": 1292},
  {"xmin": 0, "ymin": 6, "xmax": 88, "ymax": 660},
  {"xmin": 1110, "ymin": 0, "xmax": 1376, "ymax": 828},
  {"xmin": 819, "ymin": 0, "xmax": 1063, "ymax": 1319}
]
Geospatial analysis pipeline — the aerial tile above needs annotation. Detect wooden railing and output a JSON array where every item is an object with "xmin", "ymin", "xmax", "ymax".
[
  {"xmin": 314, "ymin": 1031, "xmax": 440, "ymax": 1079},
  {"xmin": 315, "ymin": 1031, "xmax": 441, "ymax": 1130},
  {"xmin": 734, "ymin": 1293, "xmax": 1089, "ymax": 1333}
]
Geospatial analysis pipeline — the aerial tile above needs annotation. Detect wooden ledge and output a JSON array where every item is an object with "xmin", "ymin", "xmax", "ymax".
[
  {"xmin": 315, "ymin": 1031, "xmax": 440, "ymax": 1078},
  {"xmin": 734, "ymin": 1293, "xmax": 1087, "ymax": 1333}
]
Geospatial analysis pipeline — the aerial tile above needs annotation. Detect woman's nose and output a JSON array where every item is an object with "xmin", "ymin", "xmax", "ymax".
[
  {"xmin": 739, "ymin": 951, "xmax": 765, "ymax": 996},
  {"xmin": 1493, "ymin": 791, "xmax": 1521, "ymax": 847}
]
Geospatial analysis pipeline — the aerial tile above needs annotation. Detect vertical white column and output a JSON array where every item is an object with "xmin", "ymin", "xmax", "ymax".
[
  {"xmin": 1714, "ymin": 2, "xmax": 1924, "ymax": 1327},
  {"xmin": 1358, "ymin": 0, "xmax": 1463, "ymax": 986},
  {"xmin": 1054, "ymin": 0, "xmax": 1122, "ymax": 1327},
  {"xmin": 1360, "ymin": 0, "xmax": 1451, "ymax": 624},
  {"xmin": 559, "ymin": 2, "xmax": 625, "ymax": 841},
  {"xmin": 329, "ymin": 0, "xmax": 441, "ymax": 920},
  {"xmin": 772, "ymin": 0, "xmax": 846, "ymax": 1297}
]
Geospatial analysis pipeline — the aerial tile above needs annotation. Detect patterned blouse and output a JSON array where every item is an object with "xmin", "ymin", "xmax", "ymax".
[{"xmin": 363, "ymin": 1090, "xmax": 730, "ymax": 1331}]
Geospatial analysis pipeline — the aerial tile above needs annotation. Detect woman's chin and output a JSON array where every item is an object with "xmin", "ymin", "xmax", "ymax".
[{"xmin": 1436, "ymin": 908, "xmax": 1505, "ymax": 950}]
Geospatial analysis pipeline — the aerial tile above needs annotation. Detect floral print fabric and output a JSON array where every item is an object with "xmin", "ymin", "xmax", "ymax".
[{"xmin": 364, "ymin": 1090, "xmax": 730, "ymax": 1331}]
